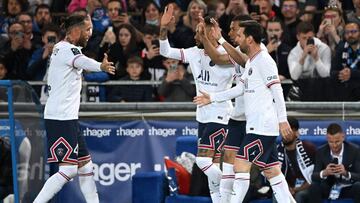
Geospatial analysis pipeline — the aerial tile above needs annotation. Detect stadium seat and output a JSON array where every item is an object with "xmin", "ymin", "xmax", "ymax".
[{"xmin": 132, "ymin": 172, "xmax": 167, "ymax": 203}]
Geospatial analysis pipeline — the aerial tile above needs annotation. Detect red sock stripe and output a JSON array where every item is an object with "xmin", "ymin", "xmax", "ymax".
[
  {"xmin": 235, "ymin": 177, "xmax": 250, "ymax": 180},
  {"xmin": 201, "ymin": 163, "xmax": 213, "ymax": 172},
  {"xmin": 58, "ymin": 172, "xmax": 71, "ymax": 181},
  {"xmin": 222, "ymin": 175, "xmax": 235, "ymax": 179},
  {"xmin": 79, "ymin": 172, "xmax": 94, "ymax": 176},
  {"xmin": 271, "ymin": 181, "xmax": 282, "ymax": 186}
]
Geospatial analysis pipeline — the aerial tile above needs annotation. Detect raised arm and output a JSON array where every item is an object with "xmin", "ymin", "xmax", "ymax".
[
  {"xmin": 210, "ymin": 18, "xmax": 248, "ymax": 67},
  {"xmin": 159, "ymin": 4, "xmax": 183, "ymax": 61}
]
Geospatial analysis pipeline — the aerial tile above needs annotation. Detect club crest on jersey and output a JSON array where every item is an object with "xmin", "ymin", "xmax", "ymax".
[
  {"xmin": 209, "ymin": 60, "xmax": 215, "ymax": 67},
  {"xmin": 71, "ymin": 48, "xmax": 81, "ymax": 55},
  {"xmin": 248, "ymin": 68, "xmax": 253, "ymax": 75}
]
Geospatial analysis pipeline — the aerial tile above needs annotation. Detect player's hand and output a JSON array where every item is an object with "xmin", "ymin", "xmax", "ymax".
[
  {"xmin": 160, "ymin": 4, "xmax": 175, "ymax": 28},
  {"xmin": 279, "ymin": 121, "xmax": 292, "ymax": 141},
  {"xmin": 210, "ymin": 18, "xmax": 222, "ymax": 41},
  {"xmin": 193, "ymin": 90, "xmax": 211, "ymax": 107},
  {"xmin": 101, "ymin": 53, "xmax": 115, "ymax": 75}
]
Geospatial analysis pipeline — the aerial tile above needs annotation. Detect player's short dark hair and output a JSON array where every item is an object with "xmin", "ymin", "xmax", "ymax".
[
  {"xmin": 41, "ymin": 23, "xmax": 60, "ymax": 36},
  {"xmin": 127, "ymin": 56, "xmax": 144, "ymax": 67},
  {"xmin": 232, "ymin": 15, "xmax": 253, "ymax": 22},
  {"xmin": 327, "ymin": 123, "xmax": 343, "ymax": 135},
  {"xmin": 63, "ymin": 15, "xmax": 86, "ymax": 32},
  {"xmin": 35, "ymin": 4, "xmax": 50, "ymax": 15},
  {"xmin": 296, "ymin": 22, "xmax": 314, "ymax": 35},
  {"xmin": 239, "ymin": 20, "xmax": 263, "ymax": 44},
  {"xmin": 288, "ymin": 117, "xmax": 299, "ymax": 131}
]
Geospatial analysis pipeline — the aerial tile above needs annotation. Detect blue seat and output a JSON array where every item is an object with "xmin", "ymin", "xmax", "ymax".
[{"xmin": 132, "ymin": 172, "xmax": 167, "ymax": 203}]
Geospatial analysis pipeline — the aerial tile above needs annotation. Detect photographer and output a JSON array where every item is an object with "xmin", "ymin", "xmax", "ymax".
[
  {"xmin": 309, "ymin": 123, "xmax": 360, "ymax": 202},
  {"xmin": 266, "ymin": 18, "xmax": 291, "ymax": 81},
  {"xmin": 288, "ymin": 22, "xmax": 331, "ymax": 80}
]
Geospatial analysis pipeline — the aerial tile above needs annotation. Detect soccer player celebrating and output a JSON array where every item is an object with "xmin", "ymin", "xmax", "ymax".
[
  {"xmin": 34, "ymin": 15, "xmax": 115, "ymax": 203},
  {"xmin": 159, "ymin": 5, "xmax": 235, "ymax": 202},
  {"xmin": 194, "ymin": 20, "xmax": 295, "ymax": 203}
]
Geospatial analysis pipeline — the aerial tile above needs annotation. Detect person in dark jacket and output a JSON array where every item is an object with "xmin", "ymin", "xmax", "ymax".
[{"xmin": 309, "ymin": 123, "xmax": 360, "ymax": 202}]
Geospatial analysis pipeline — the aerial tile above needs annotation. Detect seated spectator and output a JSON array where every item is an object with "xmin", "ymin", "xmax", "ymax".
[
  {"xmin": 17, "ymin": 12, "xmax": 42, "ymax": 50},
  {"xmin": 166, "ymin": 0, "xmax": 199, "ymax": 49},
  {"xmin": 330, "ymin": 21, "xmax": 360, "ymax": 101},
  {"xmin": 0, "ymin": 58, "xmax": 8, "ymax": 80},
  {"xmin": 2, "ymin": 22, "xmax": 33, "ymax": 80},
  {"xmin": 131, "ymin": 1, "xmax": 161, "ymax": 31},
  {"xmin": 346, "ymin": 0, "xmax": 360, "ymax": 26},
  {"xmin": 276, "ymin": 117, "xmax": 316, "ymax": 203},
  {"xmin": 250, "ymin": 0, "xmax": 275, "ymax": 29},
  {"xmin": 83, "ymin": 51, "xmax": 110, "ymax": 102},
  {"xmin": 288, "ymin": 22, "xmax": 331, "ymax": 80},
  {"xmin": 0, "ymin": 0, "xmax": 28, "ymax": 35},
  {"xmin": 158, "ymin": 58, "xmax": 195, "ymax": 101},
  {"xmin": 309, "ymin": 123, "xmax": 360, "ymax": 202},
  {"xmin": 106, "ymin": 0, "xmax": 130, "ymax": 28},
  {"xmin": 141, "ymin": 24, "xmax": 163, "ymax": 81},
  {"xmin": 99, "ymin": 23, "xmax": 141, "ymax": 79},
  {"xmin": 32, "ymin": 4, "xmax": 52, "ymax": 36},
  {"xmin": 108, "ymin": 56, "xmax": 152, "ymax": 102},
  {"xmin": 281, "ymin": 0, "xmax": 301, "ymax": 47},
  {"xmin": 299, "ymin": 5, "xmax": 317, "ymax": 25},
  {"xmin": 317, "ymin": 5, "xmax": 345, "ymax": 56},
  {"xmin": 266, "ymin": 18, "xmax": 291, "ymax": 81}
]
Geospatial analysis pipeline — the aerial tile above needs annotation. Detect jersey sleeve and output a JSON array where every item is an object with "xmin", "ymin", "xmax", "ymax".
[
  {"xmin": 65, "ymin": 46, "xmax": 101, "ymax": 72},
  {"xmin": 258, "ymin": 56, "xmax": 280, "ymax": 88},
  {"xmin": 160, "ymin": 39, "xmax": 198, "ymax": 63}
]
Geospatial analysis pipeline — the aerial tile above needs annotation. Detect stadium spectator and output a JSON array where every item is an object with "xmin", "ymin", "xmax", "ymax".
[
  {"xmin": 281, "ymin": 0, "xmax": 301, "ymax": 47},
  {"xmin": 33, "ymin": 4, "xmax": 52, "ymax": 35},
  {"xmin": 266, "ymin": 18, "xmax": 291, "ymax": 81},
  {"xmin": 288, "ymin": 22, "xmax": 331, "ymax": 80},
  {"xmin": 309, "ymin": 123, "xmax": 360, "ymax": 202},
  {"xmin": 276, "ymin": 117, "xmax": 316, "ymax": 203},
  {"xmin": 250, "ymin": 0, "xmax": 274, "ymax": 29},
  {"xmin": 299, "ymin": 5, "xmax": 317, "ymax": 25},
  {"xmin": 0, "ymin": 0, "xmax": 29, "ymax": 35},
  {"xmin": 218, "ymin": 0, "xmax": 248, "ymax": 40},
  {"xmin": 108, "ymin": 56, "xmax": 153, "ymax": 102},
  {"xmin": 0, "ymin": 58, "xmax": 8, "ymax": 80},
  {"xmin": 141, "ymin": 25, "xmax": 163, "ymax": 81},
  {"xmin": 17, "ymin": 12, "xmax": 42, "ymax": 50},
  {"xmin": 330, "ymin": 21, "xmax": 360, "ymax": 101},
  {"xmin": 99, "ymin": 23, "xmax": 141, "ymax": 80},
  {"xmin": 158, "ymin": 58, "xmax": 195, "ymax": 101},
  {"xmin": 347, "ymin": 0, "xmax": 360, "ymax": 25},
  {"xmin": 27, "ymin": 23, "xmax": 59, "ymax": 80},
  {"xmin": 1, "ymin": 22, "xmax": 32, "ymax": 80},
  {"xmin": 317, "ymin": 5, "xmax": 345, "ymax": 56},
  {"xmin": 106, "ymin": 0, "xmax": 130, "ymax": 28},
  {"xmin": 166, "ymin": 0, "xmax": 197, "ymax": 48}
]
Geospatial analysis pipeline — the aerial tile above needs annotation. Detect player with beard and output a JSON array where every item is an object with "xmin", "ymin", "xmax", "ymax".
[
  {"xmin": 33, "ymin": 15, "xmax": 115, "ymax": 203},
  {"xmin": 159, "ymin": 5, "xmax": 235, "ymax": 203},
  {"xmin": 194, "ymin": 20, "xmax": 295, "ymax": 203}
]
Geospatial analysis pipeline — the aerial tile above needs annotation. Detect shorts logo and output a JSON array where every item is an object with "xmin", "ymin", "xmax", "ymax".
[
  {"xmin": 56, "ymin": 148, "xmax": 65, "ymax": 156},
  {"xmin": 248, "ymin": 68, "xmax": 253, "ymax": 76}
]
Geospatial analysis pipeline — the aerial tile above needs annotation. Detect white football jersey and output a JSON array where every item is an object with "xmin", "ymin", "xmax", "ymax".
[
  {"xmin": 181, "ymin": 46, "xmax": 235, "ymax": 124},
  {"xmin": 44, "ymin": 41, "xmax": 101, "ymax": 120},
  {"xmin": 241, "ymin": 50, "xmax": 281, "ymax": 136}
]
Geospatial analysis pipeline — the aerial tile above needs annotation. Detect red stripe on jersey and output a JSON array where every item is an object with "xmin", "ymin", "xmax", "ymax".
[
  {"xmin": 228, "ymin": 55, "xmax": 236, "ymax": 65},
  {"xmin": 249, "ymin": 50, "xmax": 262, "ymax": 62},
  {"xmin": 180, "ymin": 49, "xmax": 185, "ymax": 63},
  {"xmin": 267, "ymin": 80, "xmax": 280, "ymax": 88}
]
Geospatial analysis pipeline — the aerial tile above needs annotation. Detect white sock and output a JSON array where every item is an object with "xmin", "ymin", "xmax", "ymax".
[
  {"xmin": 196, "ymin": 157, "xmax": 222, "ymax": 203},
  {"xmin": 220, "ymin": 163, "xmax": 235, "ymax": 203},
  {"xmin": 230, "ymin": 173, "xmax": 250, "ymax": 203},
  {"xmin": 78, "ymin": 161, "xmax": 99, "ymax": 203},
  {"xmin": 269, "ymin": 174, "xmax": 294, "ymax": 203},
  {"xmin": 34, "ymin": 165, "xmax": 78, "ymax": 203}
]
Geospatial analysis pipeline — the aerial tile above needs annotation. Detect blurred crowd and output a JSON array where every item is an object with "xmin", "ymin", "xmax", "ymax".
[{"xmin": 0, "ymin": 0, "xmax": 359, "ymax": 102}]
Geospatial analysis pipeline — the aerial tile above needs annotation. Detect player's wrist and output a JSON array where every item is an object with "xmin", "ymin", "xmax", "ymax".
[{"xmin": 218, "ymin": 37, "xmax": 226, "ymax": 45}]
